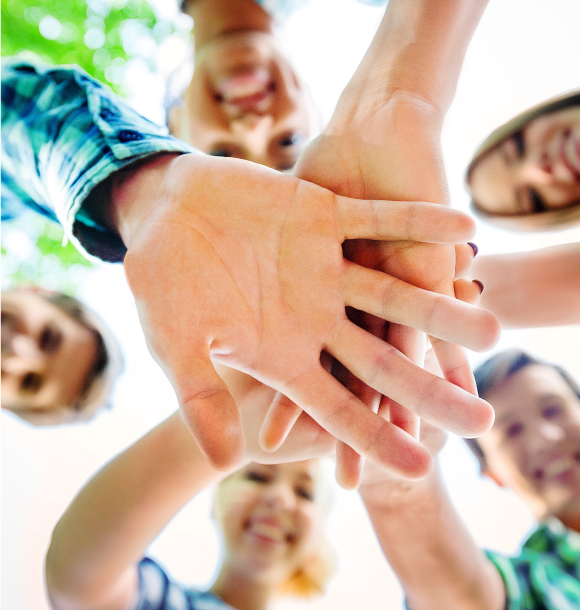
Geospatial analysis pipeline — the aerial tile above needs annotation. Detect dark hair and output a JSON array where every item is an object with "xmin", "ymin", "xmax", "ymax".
[{"xmin": 466, "ymin": 349, "xmax": 580, "ymax": 471}]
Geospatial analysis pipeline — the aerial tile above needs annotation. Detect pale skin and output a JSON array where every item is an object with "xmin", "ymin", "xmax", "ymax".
[
  {"xmin": 472, "ymin": 243, "xmax": 580, "ymax": 328},
  {"xmin": 266, "ymin": 0, "xmax": 497, "ymax": 484},
  {"xmin": 83, "ymin": 0, "xmax": 501, "ymax": 480},
  {"xmin": 357, "ymin": 346, "xmax": 505, "ymax": 610},
  {"xmin": 45, "ymin": 394, "xmax": 335, "ymax": 610}
]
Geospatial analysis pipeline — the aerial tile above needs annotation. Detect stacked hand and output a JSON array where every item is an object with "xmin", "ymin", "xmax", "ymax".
[{"xmin": 118, "ymin": 153, "xmax": 495, "ymax": 479}]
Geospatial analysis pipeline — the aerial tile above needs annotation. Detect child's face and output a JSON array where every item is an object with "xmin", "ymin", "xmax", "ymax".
[
  {"xmin": 1, "ymin": 290, "xmax": 97, "ymax": 418},
  {"xmin": 479, "ymin": 365, "xmax": 580, "ymax": 520},
  {"xmin": 213, "ymin": 460, "xmax": 326, "ymax": 582},
  {"xmin": 175, "ymin": 31, "xmax": 312, "ymax": 171},
  {"xmin": 469, "ymin": 106, "xmax": 580, "ymax": 217}
]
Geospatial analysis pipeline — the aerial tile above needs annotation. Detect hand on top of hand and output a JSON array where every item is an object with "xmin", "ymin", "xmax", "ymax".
[{"xmin": 118, "ymin": 153, "xmax": 495, "ymax": 482}]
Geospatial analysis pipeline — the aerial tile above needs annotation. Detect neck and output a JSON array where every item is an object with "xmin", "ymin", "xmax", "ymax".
[
  {"xmin": 211, "ymin": 562, "xmax": 275, "ymax": 610},
  {"xmin": 186, "ymin": 0, "xmax": 273, "ymax": 51}
]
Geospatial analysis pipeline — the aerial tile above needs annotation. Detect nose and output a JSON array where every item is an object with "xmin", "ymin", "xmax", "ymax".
[
  {"xmin": 263, "ymin": 482, "xmax": 296, "ymax": 510},
  {"xmin": 230, "ymin": 113, "xmax": 275, "ymax": 159},
  {"xmin": 537, "ymin": 420, "xmax": 565, "ymax": 443},
  {"xmin": 1, "ymin": 334, "xmax": 45, "ymax": 376}
]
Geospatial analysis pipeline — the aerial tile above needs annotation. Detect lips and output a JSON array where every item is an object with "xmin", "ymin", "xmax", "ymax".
[
  {"xmin": 245, "ymin": 516, "xmax": 293, "ymax": 545},
  {"xmin": 214, "ymin": 70, "xmax": 275, "ymax": 111},
  {"xmin": 533, "ymin": 452, "xmax": 580, "ymax": 482},
  {"xmin": 559, "ymin": 129, "xmax": 580, "ymax": 179}
]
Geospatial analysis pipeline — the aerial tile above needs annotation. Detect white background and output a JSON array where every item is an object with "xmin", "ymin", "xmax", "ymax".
[{"xmin": 2, "ymin": 0, "xmax": 580, "ymax": 608}]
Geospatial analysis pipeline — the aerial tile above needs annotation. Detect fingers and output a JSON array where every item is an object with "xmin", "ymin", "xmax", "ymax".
[
  {"xmin": 283, "ymin": 364, "xmax": 432, "ymax": 479},
  {"xmin": 335, "ymin": 198, "xmax": 476, "ymax": 243},
  {"xmin": 174, "ymin": 355, "xmax": 244, "ymax": 471},
  {"xmin": 455, "ymin": 243, "xmax": 477, "ymax": 278},
  {"xmin": 259, "ymin": 392, "xmax": 303, "ymax": 452},
  {"xmin": 454, "ymin": 278, "xmax": 484, "ymax": 306},
  {"xmin": 429, "ymin": 338, "xmax": 477, "ymax": 395},
  {"xmin": 335, "ymin": 442, "xmax": 365, "ymax": 490},
  {"xmin": 342, "ymin": 261, "xmax": 500, "ymax": 352},
  {"xmin": 326, "ymin": 320, "xmax": 495, "ymax": 437}
]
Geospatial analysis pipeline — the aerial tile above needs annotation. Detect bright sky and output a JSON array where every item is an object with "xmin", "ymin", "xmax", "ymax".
[{"xmin": 2, "ymin": 0, "xmax": 580, "ymax": 609}]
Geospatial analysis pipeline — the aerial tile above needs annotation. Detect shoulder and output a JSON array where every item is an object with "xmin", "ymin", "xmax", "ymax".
[{"xmin": 134, "ymin": 557, "xmax": 234, "ymax": 610}]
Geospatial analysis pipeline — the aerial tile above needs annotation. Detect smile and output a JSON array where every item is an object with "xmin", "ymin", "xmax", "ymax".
[{"xmin": 215, "ymin": 70, "xmax": 275, "ymax": 111}]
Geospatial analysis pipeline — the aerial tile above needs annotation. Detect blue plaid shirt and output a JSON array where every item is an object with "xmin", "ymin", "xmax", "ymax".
[
  {"xmin": 1, "ymin": 59, "xmax": 198, "ymax": 262},
  {"xmin": 135, "ymin": 557, "xmax": 234, "ymax": 610}
]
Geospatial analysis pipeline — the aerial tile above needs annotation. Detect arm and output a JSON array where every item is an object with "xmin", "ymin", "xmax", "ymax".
[
  {"xmin": 288, "ymin": 0, "xmax": 496, "ymax": 483},
  {"xmin": 3, "ymin": 60, "xmax": 495, "ymax": 480},
  {"xmin": 473, "ymin": 243, "xmax": 580, "ymax": 328},
  {"xmin": 360, "ymin": 457, "xmax": 505, "ymax": 610},
  {"xmin": 45, "ymin": 378, "xmax": 337, "ymax": 610}
]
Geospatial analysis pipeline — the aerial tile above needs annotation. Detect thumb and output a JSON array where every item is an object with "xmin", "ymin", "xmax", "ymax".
[{"xmin": 173, "ymin": 353, "xmax": 245, "ymax": 471}]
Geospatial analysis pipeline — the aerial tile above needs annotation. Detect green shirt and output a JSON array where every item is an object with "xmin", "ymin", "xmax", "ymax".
[{"xmin": 487, "ymin": 519, "xmax": 580, "ymax": 610}]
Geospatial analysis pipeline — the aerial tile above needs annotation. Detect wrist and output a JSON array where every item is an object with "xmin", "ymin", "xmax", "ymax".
[{"xmin": 111, "ymin": 153, "xmax": 183, "ymax": 248}]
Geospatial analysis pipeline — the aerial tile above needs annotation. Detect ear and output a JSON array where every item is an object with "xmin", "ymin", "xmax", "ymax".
[
  {"xmin": 482, "ymin": 469, "xmax": 505, "ymax": 488},
  {"xmin": 166, "ymin": 102, "xmax": 185, "ymax": 139}
]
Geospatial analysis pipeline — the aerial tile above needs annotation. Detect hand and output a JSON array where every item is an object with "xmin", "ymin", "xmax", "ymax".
[
  {"xmin": 117, "ymin": 153, "xmax": 493, "ymax": 478},
  {"xmin": 290, "ymin": 93, "xmax": 499, "ymax": 486}
]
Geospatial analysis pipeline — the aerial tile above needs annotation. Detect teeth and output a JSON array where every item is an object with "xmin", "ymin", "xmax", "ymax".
[
  {"xmin": 542, "ymin": 458, "xmax": 575, "ymax": 478},
  {"xmin": 249, "ymin": 522, "xmax": 286, "ymax": 542},
  {"xmin": 222, "ymin": 82, "xmax": 267, "ymax": 102}
]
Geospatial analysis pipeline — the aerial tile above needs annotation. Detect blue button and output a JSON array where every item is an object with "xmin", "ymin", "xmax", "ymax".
[{"xmin": 118, "ymin": 129, "xmax": 143, "ymax": 142}]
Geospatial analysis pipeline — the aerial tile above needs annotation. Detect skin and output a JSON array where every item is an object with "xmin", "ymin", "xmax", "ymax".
[
  {"xmin": 469, "ymin": 105, "xmax": 580, "ymax": 216},
  {"xmin": 171, "ymin": 0, "xmax": 312, "ymax": 169},
  {"xmin": 473, "ymin": 243, "xmax": 580, "ymax": 328},
  {"xmin": 211, "ymin": 461, "xmax": 327, "ymax": 610},
  {"xmin": 479, "ymin": 364, "xmax": 580, "ymax": 533},
  {"xmin": 46, "ymin": 402, "xmax": 335, "ymax": 610},
  {"xmin": 1, "ymin": 290, "xmax": 97, "ymax": 417}
]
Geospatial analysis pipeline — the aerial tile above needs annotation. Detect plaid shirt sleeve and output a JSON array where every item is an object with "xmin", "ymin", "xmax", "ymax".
[
  {"xmin": 486, "ymin": 520, "xmax": 580, "ymax": 610},
  {"xmin": 1, "ymin": 59, "xmax": 200, "ymax": 262}
]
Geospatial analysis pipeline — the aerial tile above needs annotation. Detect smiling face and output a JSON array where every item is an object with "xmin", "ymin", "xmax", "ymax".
[
  {"xmin": 478, "ymin": 364, "xmax": 580, "ymax": 521},
  {"xmin": 1, "ymin": 290, "xmax": 98, "ymax": 420},
  {"xmin": 213, "ymin": 460, "xmax": 326, "ymax": 585},
  {"xmin": 469, "ymin": 105, "xmax": 580, "ymax": 216},
  {"xmin": 173, "ymin": 31, "xmax": 312, "ymax": 170}
]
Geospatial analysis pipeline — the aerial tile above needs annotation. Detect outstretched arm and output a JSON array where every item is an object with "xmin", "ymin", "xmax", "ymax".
[
  {"xmin": 45, "ymin": 383, "xmax": 336, "ymax": 610},
  {"xmin": 360, "ymin": 450, "xmax": 505, "ymax": 610},
  {"xmin": 473, "ymin": 243, "xmax": 580, "ymax": 328},
  {"xmin": 281, "ymin": 0, "xmax": 497, "ymax": 484}
]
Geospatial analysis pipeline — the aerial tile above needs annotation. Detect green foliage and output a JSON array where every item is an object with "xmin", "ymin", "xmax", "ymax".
[{"xmin": 1, "ymin": 0, "xmax": 191, "ymax": 294}]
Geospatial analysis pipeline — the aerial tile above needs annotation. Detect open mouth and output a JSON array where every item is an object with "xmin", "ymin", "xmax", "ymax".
[
  {"xmin": 559, "ymin": 129, "xmax": 580, "ymax": 179},
  {"xmin": 534, "ymin": 451, "xmax": 580, "ymax": 481},
  {"xmin": 244, "ymin": 516, "xmax": 294, "ymax": 545},
  {"xmin": 214, "ymin": 70, "xmax": 276, "ymax": 111}
]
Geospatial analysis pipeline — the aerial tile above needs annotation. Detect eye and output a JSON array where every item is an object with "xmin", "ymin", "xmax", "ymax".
[
  {"xmin": 21, "ymin": 372, "xmax": 43, "ymax": 394},
  {"xmin": 542, "ymin": 404, "xmax": 562, "ymax": 419},
  {"xmin": 506, "ymin": 422, "xmax": 524, "ymax": 438},
  {"xmin": 512, "ymin": 131, "xmax": 525, "ymax": 158},
  {"xmin": 295, "ymin": 487, "xmax": 314, "ymax": 501},
  {"xmin": 246, "ymin": 470, "xmax": 270, "ymax": 484},
  {"xmin": 209, "ymin": 149, "xmax": 233, "ymax": 157},
  {"xmin": 529, "ymin": 189, "xmax": 546, "ymax": 213},
  {"xmin": 278, "ymin": 133, "xmax": 303, "ymax": 148},
  {"xmin": 39, "ymin": 324, "xmax": 62, "ymax": 353}
]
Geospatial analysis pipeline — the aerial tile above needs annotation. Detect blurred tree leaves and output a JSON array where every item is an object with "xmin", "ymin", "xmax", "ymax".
[{"xmin": 1, "ymin": 0, "xmax": 191, "ymax": 293}]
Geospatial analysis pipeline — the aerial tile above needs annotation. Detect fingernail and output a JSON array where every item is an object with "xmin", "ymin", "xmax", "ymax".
[
  {"xmin": 473, "ymin": 279, "xmax": 484, "ymax": 294},
  {"xmin": 468, "ymin": 242, "xmax": 479, "ymax": 257}
]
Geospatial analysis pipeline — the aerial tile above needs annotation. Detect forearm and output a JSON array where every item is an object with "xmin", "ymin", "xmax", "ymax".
[
  {"xmin": 46, "ymin": 412, "xmax": 226, "ymax": 610},
  {"xmin": 473, "ymin": 243, "xmax": 580, "ymax": 328},
  {"xmin": 360, "ymin": 465, "xmax": 505, "ymax": 610},
  {"xmin": 330, "ymin": 0, "xmax": 488, "ymax": 129}
]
